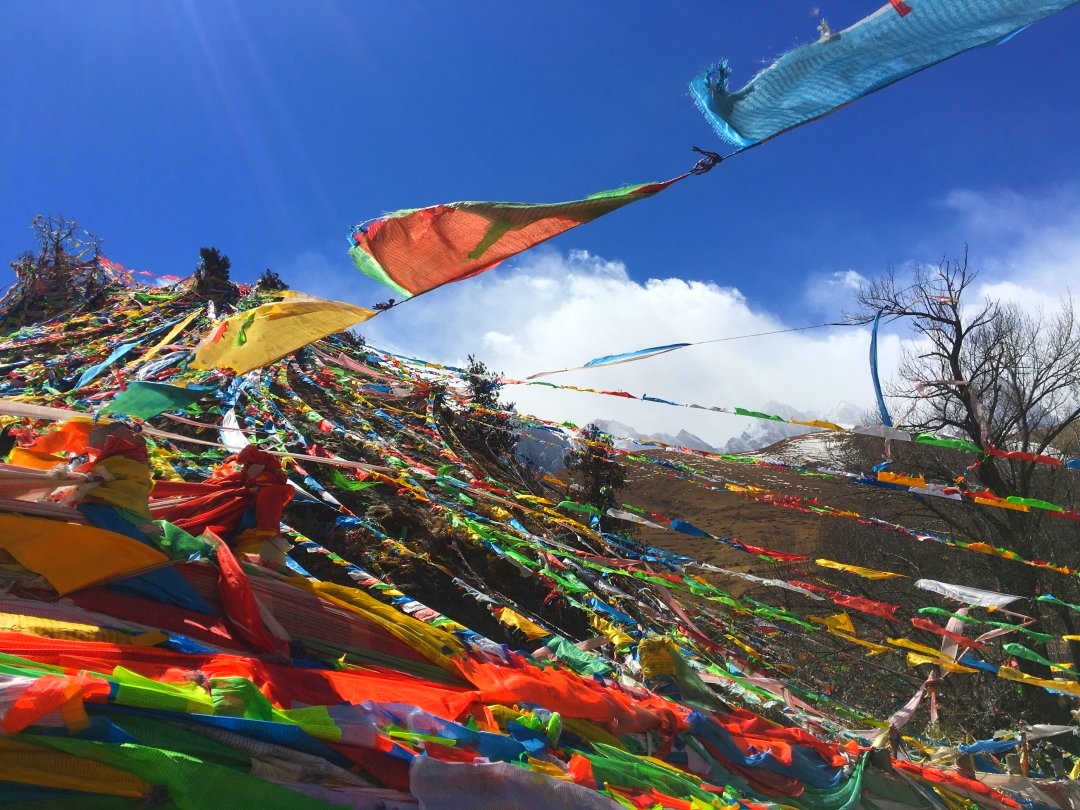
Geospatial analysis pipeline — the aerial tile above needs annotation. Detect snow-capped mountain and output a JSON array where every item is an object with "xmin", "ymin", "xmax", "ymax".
[
  {"xmin": 515, "ymin": 424, "xmax": 574, "ymax": 473},
  {"xmin": 591, "ymin": 419, "xmax": 719, "ymax": 453},
  {"xmin": 717, "ymin": 400, "xmax": 867, "ymax": 454},
  {"xmin": 515, "ymin": 402, "xmax": 871, "ymax": 472},
  {"xmin": 593, "ymin": 401, "xmax": 869, "ymax": 456}
]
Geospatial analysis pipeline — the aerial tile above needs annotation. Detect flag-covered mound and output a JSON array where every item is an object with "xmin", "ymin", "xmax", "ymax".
[{"xmin": 0, "ymin": 266, "xmax": 1077, "ymax": 809}]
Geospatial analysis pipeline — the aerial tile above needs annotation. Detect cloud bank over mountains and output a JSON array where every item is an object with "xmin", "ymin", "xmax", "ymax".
[
  {"xmin": 361, "ymin": 249, "xmax": 900, "ymax": 448},
  {"xmin": 283, "ymin": 183, "xmax": 1079, "ymax": 449}
]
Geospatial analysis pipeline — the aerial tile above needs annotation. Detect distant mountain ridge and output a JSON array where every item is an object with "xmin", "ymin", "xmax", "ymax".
[
  {"xmin": 591, "ymin": 419, "xmax": 719, "ymax": 453},
  {"xmin": 515, "ymin": 402, "xmax": 869, "ymax": 474},
  {"xmin": 593, "ymin": 400, "xmax": 869, "ymax": 456}
]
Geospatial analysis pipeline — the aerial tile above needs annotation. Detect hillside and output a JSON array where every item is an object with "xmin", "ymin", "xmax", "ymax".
[
  {"xmin": 619, "ymin": 427, "xmax": 1080, "ymax": 728},
  {"xmin": 0, "ymin": 262, "xmax": 1078, "ymax": 808}
]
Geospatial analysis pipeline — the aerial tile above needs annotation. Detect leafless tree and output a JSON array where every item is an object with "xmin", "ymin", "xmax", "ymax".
[
  {"xmin": 1, "ymin": 216, "xmax": 106, "ymax": 327},
  {"xmin": 845, "ymin": 253, "xmax": 1080, "ymax": 729},
  {"xmin": 850, "ymin": 254, "xmax": 1079, "ymax": 474}
]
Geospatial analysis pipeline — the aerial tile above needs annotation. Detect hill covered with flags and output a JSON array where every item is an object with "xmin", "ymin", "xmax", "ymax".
[
  {"xmin": 0, "ymin": 226, "xmax": 1077, "ymax": 809},
  {"xmin": 6, "ymin": 0, "xmax": 1080, "ymax": 805}
]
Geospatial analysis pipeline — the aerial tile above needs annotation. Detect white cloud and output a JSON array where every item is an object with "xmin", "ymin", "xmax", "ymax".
[
  {"xmin": 940, "ymin": 186, "xmax": 1080, "ymax": 312},
  {"xmin": 802, "ymin": 268, "xmax": 869, "ymax": 314},
  {"xmin": 360, "ymin": 248, "xmax": 902, "ymax": 447}
]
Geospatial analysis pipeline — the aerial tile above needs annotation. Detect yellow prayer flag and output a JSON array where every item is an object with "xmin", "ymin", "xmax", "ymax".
[
  {"xmin": 0, "ymin": 611, "xmax": 134, "ymax": 645},
  {"xmin": 82, "ymin": 455, "xmax": 153, "ymax": 519},
  {"xmin": 974, "ymin": 497, "xmax": 1029, "ymax": 512},
  {"xmin": 810, "ymin": 612, "xmax": 856, "ymax": 634},
  {"xmin": 0, "ymin": 514, "xmax": 171, "ymax": 596},
  {"xmin": 997, "ymin": 666, "xmax": 1080, "ymax": 697},
  {"xmin": 639, "ymin": 636, "xmax": 678, "ymax": 679},
  {"xmin": 790, "ymin": 418, "xmax": 843, "ymax": 431},
  {"xmin": 887, "ymin": 637, "xmax": 945, "ymax": 658},
  {"xmin": 724, "ymin": 632, "xmax": 759, "ymax": 659},
  {"xmin": 0, "ymin": 738, "xmax": 150, "ymax": 798},
  {"xmin": 832, "ymin": 631, "xmax": 891, "ymax": 656},
  {"xmin": 815, "ymin": 559, "xmax": 904, "ymax": 580},
  {"xmin": 964, "ymin": 542, "xmax": 1014, "ymax": 557},
  {"xmin": 496, "ymin": 606, "xmax": 552, "ymax": 641},
  {"xmin": 527, "ymin": 756, "xmax": 571, "ymax": 779},
  {"xmin": 288, "ymin": 577, "xmax": 464, "ymax": 670},
  {"xmin": 590, "ymin": 613, "xmax": 635, "ymax": 650},
  {"xmin": 877, "ymin": 471, "xmax": 927, "ymax": 488},
  {"xmin": 906, "ymin": 652, "xmax": 977, "ymax": 674},
  {"xmin": 192, "ymin": 293, "xmax": 376, "ymax": 375}
]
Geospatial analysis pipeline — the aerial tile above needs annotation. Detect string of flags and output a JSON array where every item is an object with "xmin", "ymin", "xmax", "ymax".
[
  {"xmin": 1, "ymin": 279, "xmax": 1077, "ymax": 804},
  {"xmin": 2, "ymin": 0, "xmax": 1080, "ymax": 802}
]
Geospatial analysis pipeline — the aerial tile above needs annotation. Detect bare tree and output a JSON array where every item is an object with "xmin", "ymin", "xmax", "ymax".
[
  {"xmin": 848, "ymin": 254, "xmax": 1079, "ymax": 508},
  {"xmin": 851, "ymin": 256, "xmax": 1078, "ymax": 467},
  {"xmin": 1, "ymin": 216, "xmax": 106, "ymax": 327},
  {"xmin": 847, "ymin": 253, "xmax": 1080, "ymax": 728}
]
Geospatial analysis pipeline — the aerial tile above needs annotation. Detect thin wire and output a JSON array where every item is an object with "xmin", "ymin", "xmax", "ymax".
[
  {"xmin": 518, "ymin": 321, "xmax": 852, "ymax": 379},
  {"xmin": 694, "ymin": 321, "xmax": 848, "ymax": 346}
]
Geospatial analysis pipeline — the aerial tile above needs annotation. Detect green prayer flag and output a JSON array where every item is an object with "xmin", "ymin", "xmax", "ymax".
[
  {"xmin": 543, "ymin": 635, "xmax": 611, "ymax": 676},
  {"xmin": 330, "ymin": 469, "xmax": 382, "ymax": 492},
  {"xmin": 914, "ymin": 433, "xmax": 983, "ymax": 454},
  {"xmin": 735, "ymin": 406, "xmax": 785, "ymax": 421},
  {"xmin": 1006, "ymin": 496, "xmax": 1065, "ymax": 512},
  {"xmin": 556, "ymin": 500, "xmax": 603, "ymax": 517},
  {"xmin": 101, "ymin": 381, "xmax": 208, "ymax": 420},
  {"xmin": 1003, "ymin": 643, "xmax": 1076, "ymax": 674}
]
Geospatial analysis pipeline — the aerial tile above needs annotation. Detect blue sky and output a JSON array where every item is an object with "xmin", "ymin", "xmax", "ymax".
[{"xmin": 3, "ymin": 1, "xmax": 1079, "ymax": 443}]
